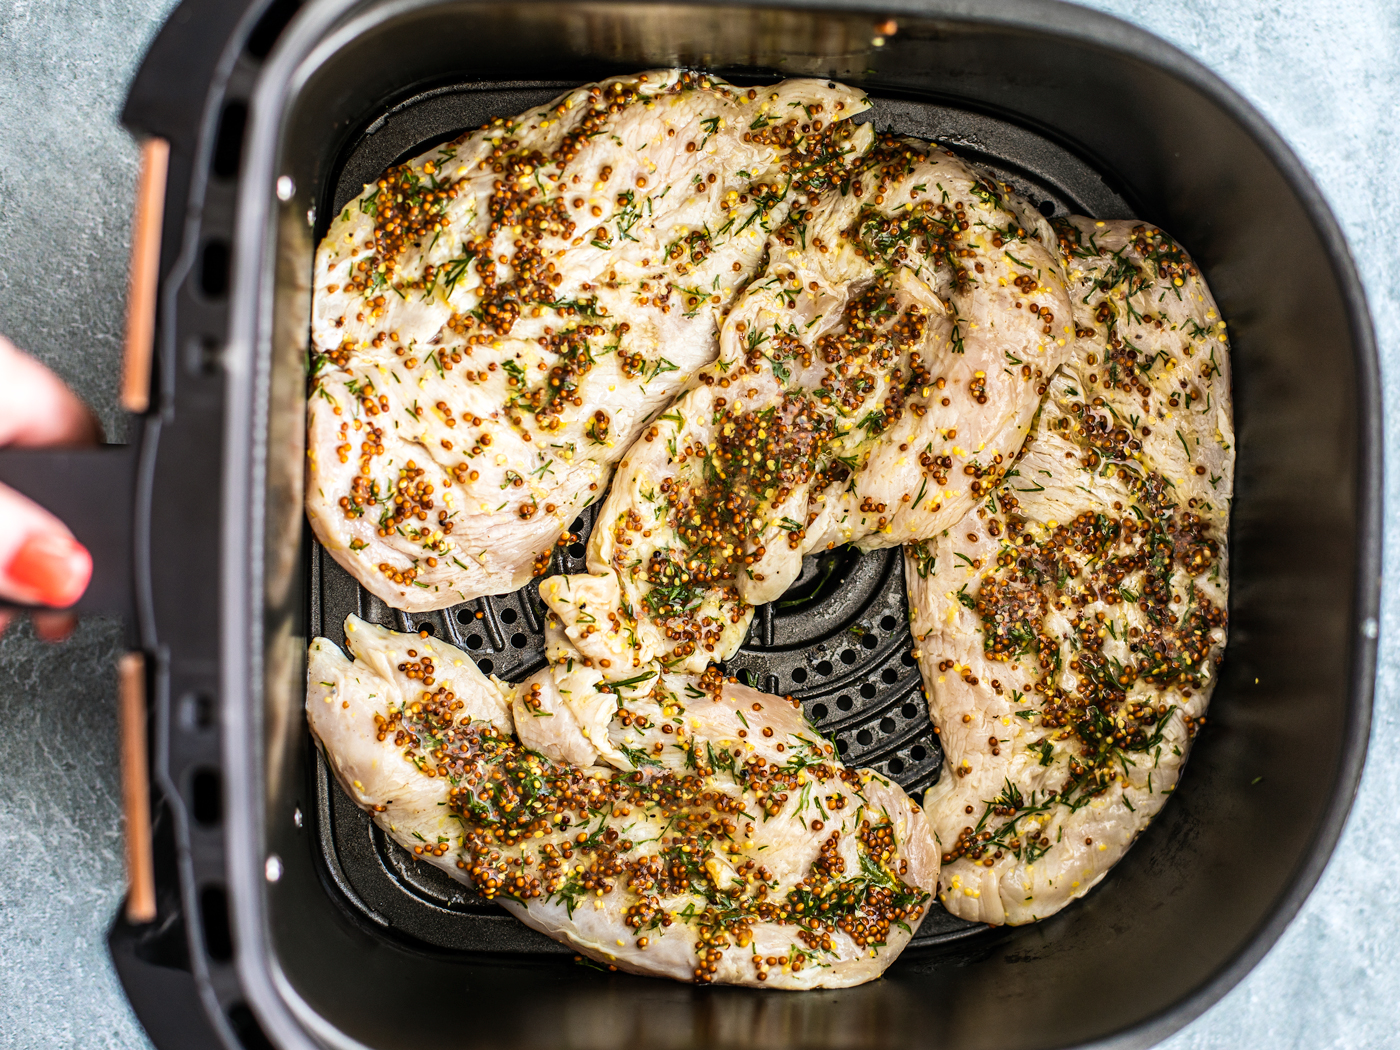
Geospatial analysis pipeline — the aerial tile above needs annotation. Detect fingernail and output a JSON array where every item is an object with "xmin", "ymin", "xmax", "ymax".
[
  {"xmin": 4, "ymin": 532, "xmax": 92, "ymax": 607},
  {"xmin": 33, "ymin": 612, "xmax": 77, "ymax": 643}
]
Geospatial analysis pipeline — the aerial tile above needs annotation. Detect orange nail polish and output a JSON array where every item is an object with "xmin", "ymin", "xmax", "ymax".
[
  {"xmin": 33, "ymin": 613, "xmax": 77, "ymax": 643},
  {"xmin": 4, "ymin": 532, "xmax": 92, "ymax": 607}
]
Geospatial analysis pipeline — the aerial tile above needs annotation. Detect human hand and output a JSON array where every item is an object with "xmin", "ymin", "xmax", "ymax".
[{"xmin": 0, "ymin": 336, "xmax": 101, "ymax": 640}]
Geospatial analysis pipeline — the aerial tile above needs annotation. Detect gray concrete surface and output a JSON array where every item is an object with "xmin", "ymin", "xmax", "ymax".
[
  {"xmin": 0, "ymin": 1, "xmax": 1396, "ymax": 1047},
  {"xmin": 1, "ymin": 3, "xmax": 176, "ymax": 1047}
]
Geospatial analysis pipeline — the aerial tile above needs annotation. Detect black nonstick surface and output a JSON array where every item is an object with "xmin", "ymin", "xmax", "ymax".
[{"xmin": 307, "ymin": 82, "xmax": 1135, "ymax": 954}]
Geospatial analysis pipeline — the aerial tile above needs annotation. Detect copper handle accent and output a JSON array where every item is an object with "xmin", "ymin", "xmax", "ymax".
[
  {"xmin": 119, "ymin": 651, "xmax": 156, "ymax": 923},
  {"xmin": 121, "ymin": 138, "xmax": 169, "ymax": 414}
]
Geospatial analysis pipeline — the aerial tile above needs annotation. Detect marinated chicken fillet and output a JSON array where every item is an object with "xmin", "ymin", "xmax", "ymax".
[
  {"xmin": 308, "ymin": 615, "xmax": 939, "ymax": 987},
  {"xmin": 905, "ymin": 218, "xmax": 1233, "ymax": 924},
  {"xmin": 307, "ymin": 70, "xmax": 872, "ymax": 611},
  {"xmin": 539, "ymin": 138, "xmax": 1073, "ymax": 722}
]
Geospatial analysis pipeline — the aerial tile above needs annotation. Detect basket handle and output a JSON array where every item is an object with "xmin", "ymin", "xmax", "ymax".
[{"xmin": 121, "ymin": 138, "xmax": 168, "ymax": 414}]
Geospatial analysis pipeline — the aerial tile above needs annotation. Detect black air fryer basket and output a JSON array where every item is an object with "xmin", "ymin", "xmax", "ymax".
[{"xmin": 0, "ymin": 1, "xmax": 1377, "ymax": 1048}]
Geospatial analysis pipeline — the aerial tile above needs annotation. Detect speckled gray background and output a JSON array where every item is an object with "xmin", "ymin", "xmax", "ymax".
[{"xmin": 1, "ymin": 1, "xmax": 1396, "ymax": 1047}]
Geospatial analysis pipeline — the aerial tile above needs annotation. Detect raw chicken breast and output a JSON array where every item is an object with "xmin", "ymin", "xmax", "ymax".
[
  {"xmin": 307, "ymin": 615, "xmax": 939, "ymax": 987},
  {"xmin": 538, "ymin": 136, "xmax": 1073, "ymax": 726},
  {"xmin": 307, "ymin": 70, "xmax": 872, "ymax": 611},
  {"xmin": 904, "ymin": 219, "xmax": 1233, "ymax": 924}
]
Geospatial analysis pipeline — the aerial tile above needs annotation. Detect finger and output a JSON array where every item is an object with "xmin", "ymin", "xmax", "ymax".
[
  {"xmin": 32, "ymin": 612, "xmax": 77, "ymax": 643},
  {"xmin": 0, "ymin": 610, "xmax": 13, "ymax": 638},
  {"xmin": 0, "ymin": 336, "xmax": 102, "ymax": 447},
  {"xmin": 0, "ymin": 336, "xmax": 99, "ymax": 612},
  {"xmin": 0, "ymin": 484, "xmax": 92, "ymax": 608}
]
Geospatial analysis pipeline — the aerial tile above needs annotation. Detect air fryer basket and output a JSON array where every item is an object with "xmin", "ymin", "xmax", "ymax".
[{"xmin": 101, "ymin": 2, "xmax": 1378, "ymax": 1049}]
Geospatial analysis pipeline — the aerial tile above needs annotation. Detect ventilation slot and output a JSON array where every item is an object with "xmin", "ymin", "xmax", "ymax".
[
  {"xmin": 227, "ymin": 1002, "xmax": 276, "ymax": 1050},
  {"xmin": 186, "ymin": 335, "xmax": 222, "ymax": 375},
  {"xmin": 200, "ymin": 241, "xmax": 230, "ymax": 298},
  {"xmin": 179, "ymin": 692, "xmax": 215, "ymax": 731},
  {"xmin": 212, "ymin": 101, "xmax": 247, "ymax": 179},
  {"xmin": 200, "ymin": 885, "xmax": 234, "ymax": 962},
  {"xmin": 245, "ymin": 0, "xmax": 302, "ymax": 59},
  {"xmin": 192, "ymin": 767, "xmax": 223, "ymax": 827}
]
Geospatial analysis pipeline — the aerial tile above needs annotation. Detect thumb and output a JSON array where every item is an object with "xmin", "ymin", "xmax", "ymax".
[
  {"xmin": 0, "ymin": 336, "xmax": 102, "ymax": 447},
  {"xmin": 0, "ymin": 335, "xmax": 98, "ymax": 613},
  {"xmin": 0, "ymin": 482, "xmax": 92, "ymax": 608}
]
